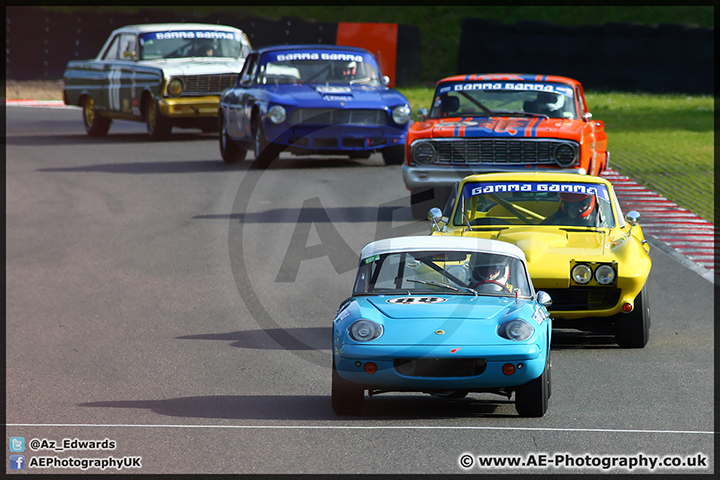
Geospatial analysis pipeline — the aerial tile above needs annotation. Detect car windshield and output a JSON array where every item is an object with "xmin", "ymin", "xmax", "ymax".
[
  {"xmin": 258, "ymin": 50, "xmax": 382, "ymax": 86},
  {"xmin": 139, "ymin": 30, "xmax": 249, "ymax": 60},
  {"xmin": 431, "ymin": 81, "xmax": 577, "ymax": 119},
  {"xmin": 453, "ymin": 181, "xmax": 616, "ymax": 228},
  {"xmin": 353, "ymin": 250, "xmax": 532, "ymax": 297}
]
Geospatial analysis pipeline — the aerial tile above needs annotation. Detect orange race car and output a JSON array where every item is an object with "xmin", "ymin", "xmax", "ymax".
[{"xmin": 403, "ymin": 74, "xmax": 609, "ymax": 218}]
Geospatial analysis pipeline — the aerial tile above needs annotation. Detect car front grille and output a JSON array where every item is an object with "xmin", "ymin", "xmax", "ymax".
[
  {"xmin": 422, "ymin": 139, "xmax": 577, "ymax": 165},
  {"xmin": 394, "ymin": 358, "xmax": 487, "ymax": 377},
  {"xmin": 181, "ymin": 74, "xmax": 238, "ymax": 96},
  {"xmin": 542, "ymin": 287, "xmax": 622, "ymax": 311},
  {"xmin": 289, "ymin": 109, "xmax": 388, "ymax": 126}
]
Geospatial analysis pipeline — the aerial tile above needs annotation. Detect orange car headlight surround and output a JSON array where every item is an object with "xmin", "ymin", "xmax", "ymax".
[{"xmin": 412, "ymin": 141, "xmax": 437, "ymax": 165}]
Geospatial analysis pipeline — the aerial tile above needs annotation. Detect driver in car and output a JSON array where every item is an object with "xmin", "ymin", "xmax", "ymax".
[
  {"xmin": 469, "ymin": 255, "xmax": 512, "ymax": 292},
  {"xmin": 542, "ymin": 192, "xmax": 598, "ymax": 226}
]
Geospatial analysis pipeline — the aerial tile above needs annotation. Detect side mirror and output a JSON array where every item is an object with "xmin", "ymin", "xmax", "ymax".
[
  {"xmin": 427, "ymin": 207, "xmax": 447, "ymax": 232},
  {"xmin": 625, "ymin": 210, "xmax": 641, "ymax": 238},
  {"xmin": 417, "ymin": 108, "xmax": 428, "ymax": 122},
  {"xmin": 240, "ymin": 74, "xmax": 252, "ymax": 86},
  {"xmin": 536, "ymin": 291, "xmax": 552, "ymax": 307},
  {"xmin": 122, "ymin": 50, "xmax": 136, "ymax": 59},
  {"xmin": 625, "ymin": 211, "xmax": 641, "ymax": 225},
  {"xmin": 583, "ymin": 112, "xmax": 593, "ymax": 121},
  {"xmin": 382, "ymin": 75, "xmax": 390, "ymax": 86},
  {"xmin": 428, "ymin": 207, "xmax": 443, "ymax": 222}
]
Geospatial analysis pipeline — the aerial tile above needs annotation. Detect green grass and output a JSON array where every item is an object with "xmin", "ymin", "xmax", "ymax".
[{"xmin": 398, "ymin": 87, "xmax": 715, "ymax": 223}]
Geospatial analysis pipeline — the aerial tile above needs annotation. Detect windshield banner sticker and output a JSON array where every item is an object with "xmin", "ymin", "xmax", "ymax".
[
  {"xmin": 439, "ymin": 83, "xmax": 574, "ymax": 97},
  {"xmin": 143, "ymin": 31, "xmax": 241, "ymax": 41},
  {"xmin": 269, "ymin": 51, "xmax": 367, "ymax": 63},
  {"xmin": 464, "ymin": 182, "xmax": 610, "ymax": 202}
]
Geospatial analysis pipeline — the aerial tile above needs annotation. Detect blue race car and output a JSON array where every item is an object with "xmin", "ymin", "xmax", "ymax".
[
  {"xmin": 332, "ymin": 235, "xmax": 553, "ymax": 417},
  {"xmin": 218, "ymin": 44, "xmax": 411, "ymax": 167}
]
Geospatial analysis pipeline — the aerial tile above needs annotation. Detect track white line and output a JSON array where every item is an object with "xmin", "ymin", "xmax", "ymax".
[{"xmin": 5, "ymin": 423, "xmax": 713, "ymax": 435}]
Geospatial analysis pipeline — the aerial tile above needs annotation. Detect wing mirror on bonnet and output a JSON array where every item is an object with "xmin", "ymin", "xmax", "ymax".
[{"xmin": 428, "ymin": 207, "xmax": 448, "ymax": 232}]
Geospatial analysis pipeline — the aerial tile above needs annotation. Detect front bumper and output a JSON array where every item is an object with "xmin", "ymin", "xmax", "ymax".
[
  {"xmin": 266, "ymin": 124, "xmax": 406, "ymax": 153},
  {"xmin": 158, "ymin": 95, "xmax": 221, "ymax": 119},
  {"xmin": 402, "ymin": 164, "xmax": 586, "ymax": 190},
  {"xmin": 334, "ymin": 343, "xmax": 545, "ymax": 390}
]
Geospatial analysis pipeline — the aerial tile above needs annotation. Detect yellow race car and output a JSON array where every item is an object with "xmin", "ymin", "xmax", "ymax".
[{"xmin": 429, "ymin": 172, "xmax": 652, "ymax": 348}]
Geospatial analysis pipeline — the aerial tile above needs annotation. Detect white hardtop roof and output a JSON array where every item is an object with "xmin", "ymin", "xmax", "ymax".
[
  {"xmin": 116, "ymin": 23, "xmax": 244, "ymax": 34},
  {"xmin": 360, "ymin": 235, "xmax": 526, "ymax": 262}
]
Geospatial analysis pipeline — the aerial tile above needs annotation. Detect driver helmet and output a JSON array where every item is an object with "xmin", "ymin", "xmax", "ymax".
[
  {"xmin": 341, "ymin": 61, "xmax": 357, "ymax": 78},
  {"xmin": 536, "ymin": 92, "xmax": 564, "ymax": 112},
  {"xmin": 559, "ymin": 192, "xmax": 596, "ymax": 219},
  {"xmin": 471, "ymin": 254, "xmax": 509, "ymax": 284}
]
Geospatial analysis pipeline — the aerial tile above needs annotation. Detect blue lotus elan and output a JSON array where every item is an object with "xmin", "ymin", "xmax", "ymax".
[
  {"xmin": 218, "ymin": 44, "xmax": 411, "ymax": 168},
  {"xmin": 332, "ymin": 235, "xmax": 553, "ymax": 417}
]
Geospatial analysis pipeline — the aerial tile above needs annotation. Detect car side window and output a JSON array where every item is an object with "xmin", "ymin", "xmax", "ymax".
[
  {"xmin": 576, "ymin": 85, "xmax": 587, "ymax": 117},
  {"xmin": 102, "ymin": 35, "xmax": 121, "ymax": 61},
  {"xmin": 119, "ymin": 34, "xmax": 137, "ymax": 60},
  {"xmin": 239, "ymin": 54, "xmax": 258, "ymax": 86}
]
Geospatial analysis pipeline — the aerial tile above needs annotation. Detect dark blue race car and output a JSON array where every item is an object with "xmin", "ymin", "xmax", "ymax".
[{"xmin": 218, "ymin": 44, "xmax": 411, "ymax": 167}]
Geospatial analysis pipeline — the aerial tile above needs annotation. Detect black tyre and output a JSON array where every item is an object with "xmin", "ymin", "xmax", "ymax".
[
  {"xmin": 331, "ymin": 359, "xmax": 364, "ymax": 415},
  {"xmin": 252, "ymin": 121, "xmax": 281, "ymax": 169},
  {"xmin": 219, "ymin": 113, "xmax": 247, "ymax": 164},
  {"xmin": 615, "ymin": 286, "xmax": 650, "ymax": 348},
  {"xmin": 145, "ymin": 98, "xmax": 172, "ymax": 141},
  {"xmin": 382, "ymin": 144, "xmax": 405, "ymax": 165},
  {"xmin": 82, "ymin": 96, "xmax": 111, "ymax": 137},
  {"xmin": 515, "ymin": 360, "xmax": 550, "ymax": 417}
]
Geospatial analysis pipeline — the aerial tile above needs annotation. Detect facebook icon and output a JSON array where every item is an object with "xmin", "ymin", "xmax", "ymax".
[{"xmin": 10, "ymin": 455, "xmax": 25, "ymax": 470}]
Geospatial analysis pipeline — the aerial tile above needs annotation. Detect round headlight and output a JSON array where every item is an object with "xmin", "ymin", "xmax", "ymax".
[
  {"xmin": 268, "ymin": 105, "xmax": 287, "ymax": 124},
  {"xmin": 167, "ymin": 78, "xmax": 184, "ymax": 97},
  {"xmin": 348, "ymin": 320, "xmax": 383, "ymax": 342},
  {"xmin": 572, "ymin": 264, "xmax": 593, "ymax": 284},
  {"xmin": 392, "ymin": 104, "xmax": 411, "ymax": 125},
  {"xmin": 595, "ymin": 264, "xmax": 616, "ymax": 285},
  {"xmin": 554, "ymin": 144, "xmax": 577, "ymax": 167},
  {"xmin": 499, "ymin": 319, "xmax": 534, "ymax": 341},
  {"xmin": 412, "ymin": 142, "xmax": 437, "ymax": 165}
]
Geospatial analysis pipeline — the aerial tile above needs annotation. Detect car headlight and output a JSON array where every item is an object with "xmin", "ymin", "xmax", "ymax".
[
  {"xmin": 572, "ymin": 264, "xmax": 593, "ymax": 284},
  {"xmin": 554, "ymin": 143, "xmax": 577, "ymax": 167},
  {"xmin": 348, "ymin": 319, "xmax": 383, "ymax": 342},
  {"xmin": 595, "ymin": 264, "xmax": 616, "ymax": 285},
  {"xmin": 268, "ymin": 105, "xmax": 287, "ymax": 124},
  {"xmin": 498, "ymin": 319, "xmax": 534, "ymax": 341},
  {"xmin": 411, "ymin": 142, "xmax": 437, "ymax": 164},
  {"xmin": 392, "ymin": 104, "xmax": 411, "ymax": 125},
  {"xmin": 167, "ymin": 78, "xmax": 184, "ymax": 97}
]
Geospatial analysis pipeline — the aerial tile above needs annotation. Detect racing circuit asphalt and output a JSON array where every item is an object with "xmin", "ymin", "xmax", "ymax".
[{"xmin": 5, "ymin": 106, "xmax": 715, "ymax": 474}]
